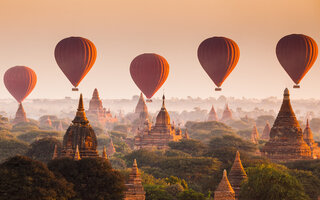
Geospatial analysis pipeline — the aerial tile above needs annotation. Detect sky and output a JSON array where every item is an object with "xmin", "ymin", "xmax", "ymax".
[{"xmin": 0, "ymin": 0, "xmax": 320, "ymax": 100}]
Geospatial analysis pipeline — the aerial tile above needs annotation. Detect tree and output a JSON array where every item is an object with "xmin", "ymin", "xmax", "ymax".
[
  {"xmin": 290, "ymin": 169, "xmax": 320, "ymax": 200},
  {"xmin": 0, "ymin": 156, "xmax": 74, "ymax": 200},
  {"xmin": 17, "ymin": 130, "xmax": 60, "ymax": 143},
  {"xmin": 168, "ymin": 139, "xmax": 207, "ymax": 156},
  {"xmin": 0, "ymin": 137, "xmax": 29, "ymax": 162},
  {"xmin": 177, "ymin": 189, "xmax": 205, "ymax": 200},
  {"xmin": 25, "ymin": 137, "xmax": 62, "ymax": 163},
  {"xmin": 124, "ymin": 149, "xmax": 164, "ymax": 167},
  {"xmin": 144, "ymin": 185, "xmax": 174, "ymax": 200},
  {"xmin": 240, "ymin": 164, "xmax": 310, "ymax": 200},
  {"xmin": 207, "ymin": 135, "xmax": 257, "ymax": 167},
  {"xmin": 48, "ymin": 157, "xmax": 125, "ymax": 200}
]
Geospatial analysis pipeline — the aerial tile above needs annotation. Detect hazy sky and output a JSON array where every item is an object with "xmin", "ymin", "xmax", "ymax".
[{"xmin": 0, "ymin": 0, "xmax": 320, "ymax": 100}]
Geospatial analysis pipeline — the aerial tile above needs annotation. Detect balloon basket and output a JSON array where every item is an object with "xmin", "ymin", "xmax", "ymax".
[
  {"xmin": 72, "ymin": 88, "xmax": 79, "ymax": 91},
  {"xmin": 146, "ymin": 99, "xmax": 152, "ymax": 103},
  {"xmin": 293, "ymin": 85, "xmax": 300, "ymax": 89},
  {"xmin": 215, "ymin": 87, "xmax": 222, "ymax": 91}
]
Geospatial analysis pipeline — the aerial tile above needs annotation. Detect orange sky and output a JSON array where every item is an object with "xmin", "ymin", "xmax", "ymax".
[{"xmin": 0, "ymin": 0, "xmax": 320, "ymax": 100}]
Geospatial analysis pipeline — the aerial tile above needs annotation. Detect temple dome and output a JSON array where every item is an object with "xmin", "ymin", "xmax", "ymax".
[{"xmin": 155, "ymin": 95, "xmax": 170, "ymax": 126}]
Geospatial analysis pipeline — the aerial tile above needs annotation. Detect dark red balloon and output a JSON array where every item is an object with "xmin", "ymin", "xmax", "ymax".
[
  {"xmin": 276, "ymin": 34, "xmax": 318, "ymax": 86},
  {"xmin": 197, "ymin": 37, "xmax": 240, "ymax": 89},
  {"xmin": 130, "ymin": 53, "xmax": 169, "ymax": 99},
  {"xmin": 54, "ymin": 37, "xmax": 97, "ymax": 88},
  {"xmin": 4, "ymin": 66, "xmax": 37, "ymax": 103}
]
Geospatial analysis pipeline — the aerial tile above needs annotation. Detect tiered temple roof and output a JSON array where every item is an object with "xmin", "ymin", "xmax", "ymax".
[
  {"xmin": 135, "ymin": 93, "xmax": 148, "ymax": 115},
  {"xmin": 261, "ymin": 89, "xmax": 312, "ymax": 162},
  {"xmin": 134, "ymin": 95, "xmax": 182, "ymax": 149},
  {"xmin": 251, "ymin": 125, "xmax": 259, "ymax": 144},
  {"xmin": 208, "ymin": 105, "xmax": 218, "ymax": 121},
  {"xmin": 13, "ymin": 103, "xmax": 28, "ymax": 124},
  {"xmin": 87, "ymin": 88, "xmax": 117, "ymax": 125},
  {"xmin": 214, "ymin": 170, "xmax": 235, "ymax": 200},
  {"xmin": 261, "ymin": 122, "xmax": 271, "ymax": 140},
  {"xmin": 303, "ymin": 119, "xmax": 320, "ymax": 159},
  {"xmin": 124, "ymin": 159, "xmax": 146, "ymax": 200},
  {"xmin": 221, "ymin": 104, "xmax": 233, "ymax": 122},
  {"xmin": 228, "ymin": 151, "xmax": 247, "ymax": 199},
  {"xmin": 60, "ymin": 94, "xmax": 99, "ymax": 159}
]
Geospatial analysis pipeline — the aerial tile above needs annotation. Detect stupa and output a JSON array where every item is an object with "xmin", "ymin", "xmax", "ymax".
[
  {"xmin": 208, "ymin": 105, "xmax": 218, "ymax": 121},
  {"xmin": 261, "ymin": 89, "xmax": 311, "ymax": 162},
  {"xmin": 13, "ymin": 103, "xmax": 28, "ymax": 124},
  {"xmin": 228, "ymin": 151, "xmax": 247, "ymax": 200},
  {"xmin": 107, "ymin": 139, "xmax": 116, "ymax": 156},
  {"xmin": 86, "ymin": 88, "xmax": 117, "ymax": 125},
  {"xmin": 60, "ymin": 94, "xmax": 99, "ymax": 158},
  {"xmin": 214, "ymin": 170, "xmax": 235, "ymax": 200},
  {"xmin": 221, "ymin": 104, "xmax": 233, "ymax": 122},
  {"xmin": 261, "ymin": 122, "xmax": 271, "ymax": 140},
  {"xmin": 251, "ymin": 125, "xmax": 259, "ymax": 144},
  {"xmin": 303, "ymin": 119, "xmax": 320, "ymax": 159},
  {"xmin": 134, "ymin": 95, "xmax": 182, "ymax": 149},
  {"xmin": 124, "ymin": 159, "xmax": 146, "ymax": 200}
]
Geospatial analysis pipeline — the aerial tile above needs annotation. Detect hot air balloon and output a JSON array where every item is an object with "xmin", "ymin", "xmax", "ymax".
[
  {"xmin": 4, "ymin": 66, "xmax": 37, "ymax": 103},
  {"xmin": 197, "ymin": 36, "xmax": 240, "ymax": 91},
  {"xmin": 130, "ymin": 53, "xmax": 169, "ymax": 102},
  {"xmin": 54, "ymin": 36, "xmax": 97, "ymax": 91},
  {"xmin": 276, "ymin": 34, "xmax": 318, "ymax": 88}
]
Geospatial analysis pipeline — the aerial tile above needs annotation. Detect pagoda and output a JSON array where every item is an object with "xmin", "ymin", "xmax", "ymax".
[
  {"xmin": 228, "ymin": 151, "xmax": 247, "ymax": 200},
  {"xmin": 261, "ymin": 89, "xmax": 311, "ymax": 162},
  {"xmin": 250, "ymin": 125, "xmax": 259, "ymax": 144},
  {"xmin": 13, "ymin": 103, "xmax": 28, "ymax": 124},
  {"xmin": 134, "ymin": 95, "xmax": 182, "ymax": 150},
  {"xmin": 107, "ymin": 139, "xmax": 116, "ymax": 156},
  {"xmin": 60, "ymin": 94, "xmax": 99, "ymax": 158},
  {"xmin": 261, "ymin": 122, "xmax": 271, "ymax": 140},
  {"xmin": 124, "ymin": 159, "xmax": 146, "ymax": 200},
  {"xmin": 303, "ymin": 119, "xmax": 320, "ymax": 159},
  {"xmin": 208, "ymin": 105, "xmax": 218, "ymax": 121},
  {"xmin": 43, "ymin": 116, "xmax": 52, "ymax": 127},
  {"xmin": 221, "ymin": 104, "xmax": 233, "ymax": 122},
  {"xmin": 86, "ymin": 88, "xmax": 117, "ymax": 125},
  {"xmin": 214, "ymin": 170, "xmax": 235, "ymax": 200}
]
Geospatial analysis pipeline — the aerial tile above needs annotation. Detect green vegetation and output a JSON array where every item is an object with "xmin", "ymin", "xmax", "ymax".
[
  {"xmin": 48, "ymin": 157, "xmax": 125, "ymax": 200},
  {"xmin": 0, "ymin": 137, "xmax": 29, "ymax": 162},
  {"xmin": 26, "ymin": 137, "xmax": 62, "ymax": 163},
  {"xmin": 0, "ymin": 156, "xmax": 74, "ymax": 200}
]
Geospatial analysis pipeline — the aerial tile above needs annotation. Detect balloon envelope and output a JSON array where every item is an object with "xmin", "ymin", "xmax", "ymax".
[
  {"xmin": 54, "ymin": 37, "xmax": 97, "ymax": 88},
  {"xmin": 276, "ymin": 34, "xmax": 318, "ymax": 85},
  {"xmin": 130, "ymin": 53, "xmax": 169, "ymax": 99},
  {"xmin": 4, "ymin": 66, "xmax": 37, "ymax": 103},
  {"xmin": 197, "ymin": 36, "xmax": 240, "ymax": 88}
]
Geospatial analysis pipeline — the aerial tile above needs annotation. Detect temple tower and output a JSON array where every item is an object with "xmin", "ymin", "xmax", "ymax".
[
  {"xmin": 261, "ymin": 89, "xmax": 311, "ymax": 162},
  {"xmin": 208, "ymin": 105, "xmax": 218, "ymax": 121},
  {"xmin": 60, "ymin": 94, "xmax": 99, "ymax": 159},
  {"xmin": 261, "ymin": 122, "xmax": 271, "ymax": 140},
  {"xmin": 124, "ymin": 159, "xmax": 146, "ymax": 200},
  {"xmin": 303, "ymin": 119, "xmax": 320, "ymax": 159},
  {"xmin": 251, "ymin": 125, "xmax": 259, "ymax": 144},
  {"xmin": 214, "ymin": 170, "xmax": 235, "ymax": 200},
  {"xmin": 228, "ymin": 151, "xmax": 247, "ymax": 200},
  {"xmin": 221, "ymin": 104, "xmax": 233, "ymax": 122},
  {"xmin": 13, "ymin": 103, "xmax": 28, "ymax": 124},
  {"xmin": 107, "ymin": 139, "xmax": 116, "ymax": 156}
]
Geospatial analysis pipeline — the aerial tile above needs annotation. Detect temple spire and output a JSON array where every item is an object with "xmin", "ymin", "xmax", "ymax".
[
  {"xmin": 73, "ymin": 94, "xmax": 88, "ymax": 124},
  {"xmin": 228, "ymin": 151, "xmax": 247, "ymax": 199},
  {"xmin": 74, "ymin": 145, "xmax": 81, "ymax": 160},
  {"xmin": 102, "ymin": 146, "xmax": 108, "ymax": 159},
  {"xmin": 162, "ymin": 95, "xmax": 165, "ymax": 108},
  {"xmin": 214, "ymin": 169, "xmax": 235, "ymax": 200}
]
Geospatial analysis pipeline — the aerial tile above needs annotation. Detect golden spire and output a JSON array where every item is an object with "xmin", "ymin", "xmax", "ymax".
[
  {"xmin": 52, "ymin": 144, "xmax": 58, "ymax": 160},
  {"xmin": 162, "ymin": 94, "xmax": 165, "ymax": 108},
  {"xmin": 214, "ymin": 170, "xmax": 235, "ymax": 200},
  {"xmin": 74, "ymin": 145, "xmax": 81, "ymax": 160},
  {"xmin": 73, "ymin": 94, "xmax": 88, "ymax": 124},
  {"xmin": 102, "ymin": 146, "xmax": 108, "ymax": 159}
]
